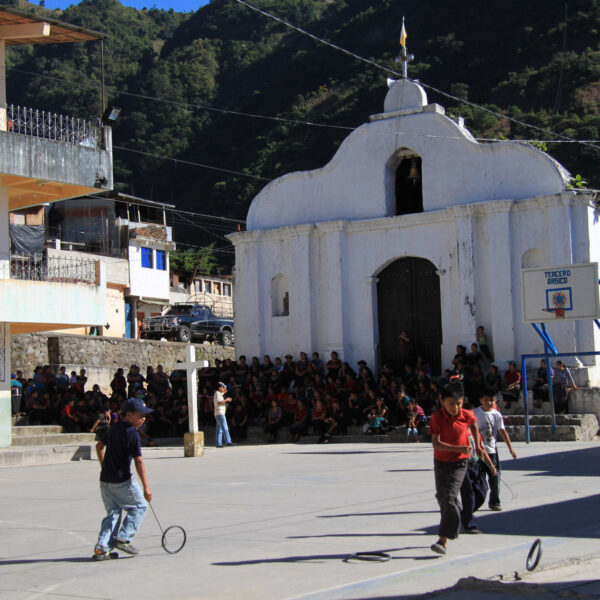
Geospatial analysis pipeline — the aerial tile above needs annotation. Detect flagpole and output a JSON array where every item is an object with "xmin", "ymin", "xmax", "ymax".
[{"xmin": 400, "ymin": 17, "xmax": 407, "ymax": 78}]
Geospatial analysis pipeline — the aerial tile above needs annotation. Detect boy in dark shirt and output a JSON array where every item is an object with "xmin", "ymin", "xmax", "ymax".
[
  {"xmin": 429, "ymin": 383, "xmax": 483, "ymax": 555},
  {"xmin": 93, "ymin": 398, "xmax": 153, "ymax": 561}
]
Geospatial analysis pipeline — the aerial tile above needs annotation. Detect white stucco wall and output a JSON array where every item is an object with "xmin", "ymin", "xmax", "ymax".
[
  {"xmin": 128, "ymin": 241, "xmax": 171, "ymax": 301},
  {"xmin": 230, "ymin": 81, "xmax": 598, "ymax": 378},
  {"xmin": 232, "ymin": 192, "xmax": 599, "ymax": 374},
  {"xmin": 247, "ymin": 81, "xmax": 569, "ymax": 232}
]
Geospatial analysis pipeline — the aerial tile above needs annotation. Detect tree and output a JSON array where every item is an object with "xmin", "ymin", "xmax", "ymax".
[{"xmin": 169, "ymin": 245, "xmax": 219, "ymax": 279}]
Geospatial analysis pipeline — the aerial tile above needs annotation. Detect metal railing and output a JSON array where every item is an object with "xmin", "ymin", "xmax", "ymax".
[
  {"xmin": 6, "ymin": 104, "xmax": 102, "ymax": 148},
  {"xmin": 0, "ymin": 252, "xmax": 98, "ymax": 285}
]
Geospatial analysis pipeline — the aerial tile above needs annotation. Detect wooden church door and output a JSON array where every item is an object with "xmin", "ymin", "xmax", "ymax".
[{"xmin": 377, "ymin": 257, "xmax": 442, "ymax": 374}]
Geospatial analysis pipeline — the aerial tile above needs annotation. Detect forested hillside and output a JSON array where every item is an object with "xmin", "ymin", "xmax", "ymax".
[{"xmin": 4, "ymin": 0, "xmax": 599, "ymax": 260}]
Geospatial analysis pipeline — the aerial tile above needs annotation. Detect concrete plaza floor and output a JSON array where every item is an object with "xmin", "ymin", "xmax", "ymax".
[{"xmin": 0, "ymin": 440, "xmax": 599, "ymax": 600}]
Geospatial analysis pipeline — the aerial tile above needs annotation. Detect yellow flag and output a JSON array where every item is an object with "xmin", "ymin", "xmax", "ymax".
[{"xmin": 400, "ymin": 21, "xmax": 407, "ymax": 48}]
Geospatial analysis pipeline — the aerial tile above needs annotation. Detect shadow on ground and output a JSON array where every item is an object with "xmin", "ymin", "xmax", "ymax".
[
  {"xmin": 336, "ymin": 574, "xmax": 600, "ymax": 599},
  {"xmin": 213, "ymin": 546, "xmax": 440, "ymax": 566}
]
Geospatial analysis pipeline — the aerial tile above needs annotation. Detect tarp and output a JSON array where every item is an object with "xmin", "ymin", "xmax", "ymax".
[{"xmin": 9, "ymin": 224, "xmax": 45, "ymax": 255}]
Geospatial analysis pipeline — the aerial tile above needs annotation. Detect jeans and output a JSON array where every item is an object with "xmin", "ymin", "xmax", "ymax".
[
  {"xmin": 215, "ymin": 414, "xmax": 231, "ymax": 447},
  {"xmin": 96, "ymin": 478, "xmax": 147, "ymax": 551},
  {"xmin": 434, "ymin": 458, "xmax": 468, "ymax": 539}
]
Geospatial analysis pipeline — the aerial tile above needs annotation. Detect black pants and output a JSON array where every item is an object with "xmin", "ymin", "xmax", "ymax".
[
  {"xmin": 460, "ymin": 461, "xmax": 488, "ymax": 530},
  {"xmin": 434, "ymin": 458, "xmax": 468, "ymax": 539}
]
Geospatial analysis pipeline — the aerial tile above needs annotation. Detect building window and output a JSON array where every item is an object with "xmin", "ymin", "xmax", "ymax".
[
  {"xmin": 156, "ymin": 249, "xmax": 166, "ymax": 271},
  {"xmin": 195, "ymin": 280, "xmax": 201, "ymax": 293},
  {"xmin": 204, "ymin": 280, "xmax": 212, "ymax": 294},
  {"xmin": 214, "ymin": 282, "xmax": 221, "ymax": 295},
  {"xmin": 271, "ymin": 273, "xmax": 290, "ymax": 317},
  {"xmin": 141, "ymin": 247, "xmax": 153, "ymax": 269},
  {"xmin": 223, "ymin": 283, "xmax": 231, "ymax": 297}
]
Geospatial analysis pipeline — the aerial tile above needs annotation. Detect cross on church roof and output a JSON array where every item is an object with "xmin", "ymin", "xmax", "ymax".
[{"xmin": 394, "ymin": 17, "xmax": 414, "ymax": 78}]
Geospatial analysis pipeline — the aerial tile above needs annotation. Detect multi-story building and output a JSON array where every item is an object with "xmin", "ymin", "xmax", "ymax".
[
  {"xmin": 0, "ymin": 7, "xmax": 112, "ymax": 447},
  {"xmin": 170, "ymin": 271, "xmax": 233, "ymax": 318}
]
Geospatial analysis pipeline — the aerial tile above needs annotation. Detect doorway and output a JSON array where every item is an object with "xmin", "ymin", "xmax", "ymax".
[{"xmin": 377, "ymin": 257, "xmax": 442, "ymax": 374}]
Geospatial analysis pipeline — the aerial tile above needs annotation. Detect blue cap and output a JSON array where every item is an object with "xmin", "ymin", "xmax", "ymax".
[{"xmin": 123, "ymin": 397, "xmax": 153, "ymax": 414}]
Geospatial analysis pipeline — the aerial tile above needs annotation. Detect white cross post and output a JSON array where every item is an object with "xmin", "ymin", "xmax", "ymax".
[{"xmin": 179, "ymin": 344, "xmax": 208, "ymax": 456}]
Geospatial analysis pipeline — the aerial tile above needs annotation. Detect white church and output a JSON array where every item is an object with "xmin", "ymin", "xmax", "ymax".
[{"xmin": 228, "ymin": 78, "xmax": 600, "ymax": 379}]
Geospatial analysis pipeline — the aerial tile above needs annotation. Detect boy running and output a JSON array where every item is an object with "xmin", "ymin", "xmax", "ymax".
[
  {"xmin": 475, "ymin": 390, "xmax": 517, "ymax": 511},
  {"xmin": 93, "ymin": 398, "xmax": 153, "ymax": 561},
  {"xmin": 429, "ymin": 383, "xmax": 483, "ymax": 555}
]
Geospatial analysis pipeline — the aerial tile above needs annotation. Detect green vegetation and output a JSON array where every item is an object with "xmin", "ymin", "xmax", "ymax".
[
  {"xmin": 169, "ymin": 245, "xmax": 218, "ymax": 277},
  {"xmin": 4, "ymin": 0, "xmax": 599, "ymax": 267}
]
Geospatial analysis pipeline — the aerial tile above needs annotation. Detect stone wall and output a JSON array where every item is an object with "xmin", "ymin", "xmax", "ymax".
[
  {"xmin": 570, "ymin": 388, "xmax": 600, "ymax": 423},
  {"xmin": 11, "ymin": 333, "xmax": 235, "ymax": 394}
]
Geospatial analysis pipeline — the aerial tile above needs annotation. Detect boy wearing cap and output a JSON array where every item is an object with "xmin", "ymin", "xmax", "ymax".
[
  {"xmin": 214, "ymin": 382, "xmax": 233, "ymax": 448},
  {"xmin": 92, "ymin": 397, "xmax": 153, "ymax": 561}
]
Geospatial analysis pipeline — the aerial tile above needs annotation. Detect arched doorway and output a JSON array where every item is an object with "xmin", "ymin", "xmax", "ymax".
[{"xmin": 377, "ymin": 257, "xmax": 442, "ymax": 374}]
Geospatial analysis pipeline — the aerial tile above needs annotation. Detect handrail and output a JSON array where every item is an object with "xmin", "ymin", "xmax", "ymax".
[
  {"xmin": 0, "ymin": 252, "xmax": 98, "ymax": 285},
  {"xmin": 5, "ymin": 104, "xmax": 102, "ymax": 148}
]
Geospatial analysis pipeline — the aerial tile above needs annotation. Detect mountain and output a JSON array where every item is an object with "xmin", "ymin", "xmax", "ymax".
[{"xmin": 5, "ymin": 0, "xmax": 599, "ymax": 264}]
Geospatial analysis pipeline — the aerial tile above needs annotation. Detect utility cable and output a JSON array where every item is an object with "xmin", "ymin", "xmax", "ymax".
[
  {"xmin": 232, "ymin": 0, "xmax": 600, "ymax": 153},
  {"xmin": 113, "ymin": 145, "xmax": 271, "ymax": 181}
]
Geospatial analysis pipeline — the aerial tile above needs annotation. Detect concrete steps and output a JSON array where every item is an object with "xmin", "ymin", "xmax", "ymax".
[
  {"xmin": 504, "ymin": 413, "xmax": 599, "ymax": 442},
  {"xmin": 0, "ymin": 425, "xmax": 95, "ymax": 467}
]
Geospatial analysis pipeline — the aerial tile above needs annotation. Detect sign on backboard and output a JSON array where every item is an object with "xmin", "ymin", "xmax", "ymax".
[{"xmin": 521, "ymin": 262, "xmax": 600, "ymax": 323}]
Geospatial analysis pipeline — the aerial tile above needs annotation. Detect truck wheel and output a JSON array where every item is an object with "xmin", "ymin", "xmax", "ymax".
[
  {"xmin": 177, "ymin": 325, "xmax": 191, "ymax": 343},
  {"xmin": 221, "ymin": 330, "xmax": 233, "ymax": 346}
]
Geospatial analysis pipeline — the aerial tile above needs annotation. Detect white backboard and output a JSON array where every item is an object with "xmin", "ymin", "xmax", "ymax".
[{"xmin": 521, "ymin": 262, "xmax": 600, "ymax": 323}]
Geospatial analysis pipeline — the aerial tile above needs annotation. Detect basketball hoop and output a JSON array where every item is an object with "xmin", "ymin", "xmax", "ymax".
[{"xmin": 554, "ymin": 308, "xmax": 565, "ymax": 319}]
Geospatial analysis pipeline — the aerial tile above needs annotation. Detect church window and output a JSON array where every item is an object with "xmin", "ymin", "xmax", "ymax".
[{"xmin": 272, "ymin": 274, "xmax": 290, "ymax": 317}]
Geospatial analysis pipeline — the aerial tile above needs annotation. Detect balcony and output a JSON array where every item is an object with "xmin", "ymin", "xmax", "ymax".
[
  {"xmin": 0, "ymin": 251, "xmax": 106, "ymax": 334},
  {"xmin": 0, "ymin": 104, "xmax": 113, "ymax": 211}
]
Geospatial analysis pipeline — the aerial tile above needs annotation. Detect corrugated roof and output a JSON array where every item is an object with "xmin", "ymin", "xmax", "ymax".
[{"xmin": 0, "ymin": 5, "xmax": 107, "ymax": 45}]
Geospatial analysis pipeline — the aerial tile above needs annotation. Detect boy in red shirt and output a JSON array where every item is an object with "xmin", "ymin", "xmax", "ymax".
[{"xmin": 429, "ymin": 383, "xmax": 483, "ymax": 555}]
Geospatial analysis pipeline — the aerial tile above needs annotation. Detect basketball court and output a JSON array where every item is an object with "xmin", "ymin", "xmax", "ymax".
[{"xmin": 1, "ymin": 440, "xmax": 599, "ymax": 599}]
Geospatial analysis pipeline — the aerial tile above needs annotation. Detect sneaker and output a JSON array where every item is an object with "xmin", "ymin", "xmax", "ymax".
[
  {"xmin": 113, "ymin": 540, "xmax": 139, "ymax": 555},
  {"xmin": 464, "ymin": 527, "xmax": 482, "ymax": 534},
  {"xmin": 489, "ymin": 504, "xmax": 502, "ymax": 511},
  {"xmin": 92, "ymin": 548, "xmax": 118, "ymax": 561},
  {"xmin": 430, "ymin": 542, "xmax": 446, "ymax": 555}
]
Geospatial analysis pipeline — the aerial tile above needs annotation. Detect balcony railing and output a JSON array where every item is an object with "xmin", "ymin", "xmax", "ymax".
[
  {"xmin": 6, "ymin": 104, "xmax": 103, "ymax": 148},
  {"xmin": 0, "ymin": 252, "xmax": 98, "ymax": 285}
]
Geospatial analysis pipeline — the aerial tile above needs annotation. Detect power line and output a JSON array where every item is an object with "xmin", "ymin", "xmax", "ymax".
[
  {"xmin": 232, "ymin": 0, "xmax": 600, "ymax": 154},
  {"xmin": 113, "ymin": 145, "xmax": 271, "ymax": 181},
  {"xmin": 7, "ymin": 66, "xmax": 356, "ymax": 132}
]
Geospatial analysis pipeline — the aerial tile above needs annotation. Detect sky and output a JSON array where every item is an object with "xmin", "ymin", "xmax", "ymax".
[{"xmin": 44, "ymin": 0, "xmax": 209, "ymax": 12}]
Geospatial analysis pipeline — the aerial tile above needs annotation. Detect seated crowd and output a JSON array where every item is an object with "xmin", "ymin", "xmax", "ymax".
[{"xmin": 12, "ymin": 328, "xmax": 530, "ymax": 443}]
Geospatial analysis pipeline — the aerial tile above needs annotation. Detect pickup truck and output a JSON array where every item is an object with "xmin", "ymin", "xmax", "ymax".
[{"xmin": 141, "ymin": 304, "xmax": 234, "ymax": 345}]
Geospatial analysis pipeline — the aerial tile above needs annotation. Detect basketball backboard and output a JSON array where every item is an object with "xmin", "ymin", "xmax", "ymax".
[{"xmin": 521, "ymin": 262, "xmax": 600, "ymax": 323}]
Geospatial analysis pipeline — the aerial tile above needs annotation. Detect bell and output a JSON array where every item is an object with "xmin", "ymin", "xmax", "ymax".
[{"xmin": 408, "ymin": 158, "xmax": 420, "ymax": 183}]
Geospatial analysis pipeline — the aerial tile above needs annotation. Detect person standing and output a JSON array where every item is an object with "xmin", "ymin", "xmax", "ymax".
[
  {"xmin": 475, "ymin": 391, "xmax": 517, "ymax": 511},
  {"xmin": 214, "ymin": 382, "xmax": 233, "ymax": 448},
  {"xmin": 553, "ymin": 360, "xmax": 577, "ymax": 414},
  {"xmin": 93, "ymin": 397, "xmax": 153, "ymax": 561}
]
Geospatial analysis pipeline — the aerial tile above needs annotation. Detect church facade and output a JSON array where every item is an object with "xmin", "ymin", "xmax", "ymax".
[{"xmin": 229, "ymin": 80, "xmax": 599, "ymax": 378}]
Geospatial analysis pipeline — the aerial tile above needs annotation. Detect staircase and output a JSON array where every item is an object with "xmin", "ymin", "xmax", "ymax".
[
  {"xmin": 0, "ymin": 424, "xmax": 96, "ymax": 467},
  {"xmin": 504, "ymin": 414, "xmax": 599, "ymax": 442}
]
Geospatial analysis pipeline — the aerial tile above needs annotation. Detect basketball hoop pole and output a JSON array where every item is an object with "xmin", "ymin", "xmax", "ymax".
[{"xmin": 525, "ymin": 323, "xmax": 558, "ymax": 442}]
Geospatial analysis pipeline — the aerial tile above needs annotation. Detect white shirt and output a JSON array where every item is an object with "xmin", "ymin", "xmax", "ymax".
[
  {"xmin": 475, "ymin": 406, "xmax": 505, "ymax": 454},
  {"xmin": 213, "ymin": 390, "xmax": 227, "ymax": 416}
]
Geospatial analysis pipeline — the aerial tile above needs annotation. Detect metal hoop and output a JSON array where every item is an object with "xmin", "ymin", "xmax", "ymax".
[
  {"xmin": 162, "ymin": 526, "xmax": 187, "ymax": 554},
  {"xmin": 526, "ymin": 538, "xmax": 542, "ymax": 571}
]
